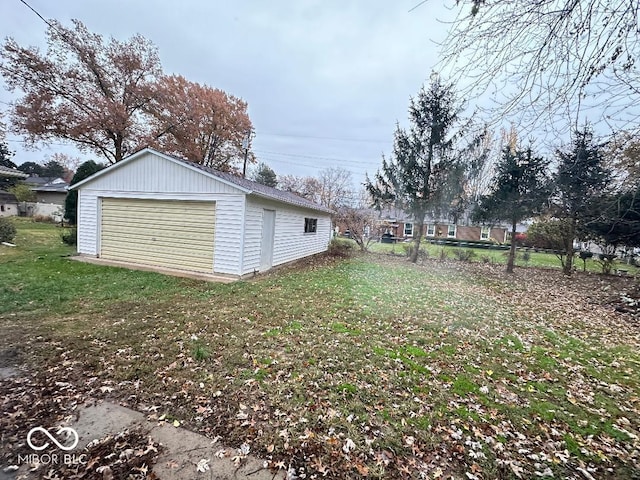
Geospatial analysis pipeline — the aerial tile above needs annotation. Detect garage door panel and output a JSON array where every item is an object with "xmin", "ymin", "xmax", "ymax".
[
  {"xmin": 101, "ymin": 226, "xmax": 215, "ymax": 243},
  {"xmin": 100, "ymin": 198, "xmax": 215, "ymax": 273},
  {"xmin": 101, "ymin": 210, "xmax": 214, "ymax": 223},
  {"xmin": 101, "ymin": 237, "xmax": 214, "ymax": 254},
  {"xmin": 102, "ymin": 202, "xmax": 214, "ymax": 213},
  {"xmin": 100, "ymin": 221, "xmax": 214, "ymax": 237},
  {"xmin": 99, "ymin": 248, "xmax": 212, "ymax": 270}
]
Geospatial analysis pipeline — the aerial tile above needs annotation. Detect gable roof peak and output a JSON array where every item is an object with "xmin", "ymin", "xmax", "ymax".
[{"xmin": 70, "ymin": 147, "xmax": 333, "ymax": 214}]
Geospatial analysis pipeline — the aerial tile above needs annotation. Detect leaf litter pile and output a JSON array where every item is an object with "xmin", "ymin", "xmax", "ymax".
[
  {"xmin": 0, "ymin": 367, "xmax": 162, "ymax": 479},
  {"xmin": 1, "ymin": 253, "xmax": 639, "ymax": 479}
]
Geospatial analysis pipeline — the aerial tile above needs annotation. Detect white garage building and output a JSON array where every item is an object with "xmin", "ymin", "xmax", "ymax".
[{"xmin": 71, "ymin": 148, "xmax": 333, "ymax": 277}]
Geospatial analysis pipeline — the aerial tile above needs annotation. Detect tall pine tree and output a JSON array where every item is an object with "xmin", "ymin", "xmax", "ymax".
[
  {"xmin": 251, "ymin": 162, "xmax": 278, "ymax": 188},
  {"xmin": 554, "ymin": 128, "xmax": 611, "ymax": 275},
  {"xmin": 365, "ymin": 75, "xmax": 466, "ymax": 263},
  {"xmin": 474, "ymin": 145, "xmax": 550, "ymax": 273}
]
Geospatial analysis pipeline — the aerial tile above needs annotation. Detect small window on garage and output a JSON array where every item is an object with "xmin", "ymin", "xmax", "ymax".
[
  {"xmin": 447, "ymin": 224, "xmax": 457, "ymax": 238},
  {"xmin": 404, "ymin": 222, "xmax": 413, "ymax": 237},
  {"xmin": 304, "ymin": 217, "xmax": 318, "ymax": 233},
  {"xmin": 480, "ymin": 226, "xmax": 491, "ymax": 240}
]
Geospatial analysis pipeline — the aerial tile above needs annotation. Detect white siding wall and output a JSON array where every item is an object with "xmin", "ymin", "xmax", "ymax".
[
  {"xmin": 77, "ymin": 191, "xmax": 99, "ymax": 255},
  {"xmin": 75, "ymin": 151, "xmax": 246, "ymax": 274},
  {"xmin": 242, "ymin": 198, "xmax": 264, "ymax": 273},
  {"xmin": 242, "ymin": 196, "xmax": 331, "ymax": 275},
  {"xmin": 0, "ymin": 202, "xmax": 18, "ymax": 217},
  {"xmin": 213, "ymin": 196, "xmax": 244, "ymax": 275},
  {"xmin": 83, "ymin": 152, "xmax": 241, "ymax": 194}
]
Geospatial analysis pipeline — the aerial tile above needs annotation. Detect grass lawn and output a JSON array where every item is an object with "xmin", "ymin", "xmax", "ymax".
[
  {"xmin": 369, "ymin": 239, "xmax": 640, "ymax": 275},
  {"xmin": 1, "ymin": 219, "xmax": 639, "ymax": 479}
]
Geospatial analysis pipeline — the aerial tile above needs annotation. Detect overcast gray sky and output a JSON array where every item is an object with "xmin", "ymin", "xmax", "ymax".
[{"xmin": 0, "ymin": 0, "xmax": 459, "ymax": 185}]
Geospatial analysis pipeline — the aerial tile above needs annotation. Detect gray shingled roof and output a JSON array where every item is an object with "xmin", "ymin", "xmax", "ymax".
[
  {"xmin": 32, "ymin": 183, "xmax": 69, "ymax": 193},
  {"xmin": 0, "ymin": 165, "xmax": 28, "ymax": 179},
  {"xmin": 169, "ymin": 155, "xmax": 334, "ymax": 214},
  {"xmin": 0, "ymin": 191, "xmax": 18, "ymax": 203}
]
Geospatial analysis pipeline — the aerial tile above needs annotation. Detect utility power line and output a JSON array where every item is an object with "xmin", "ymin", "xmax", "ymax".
[
  {"xmin": 19, "ymin": 0, "xmax": 57, "ymax": 31},
  {"xmin": 258, "ymin": 130, "xmax": 389, "ymax": 144},
  {"xmin": 253, "ymin": 149, "xmax": 377, "ymax": 166}
]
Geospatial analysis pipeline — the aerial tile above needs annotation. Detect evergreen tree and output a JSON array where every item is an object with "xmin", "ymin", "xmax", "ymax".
[
  {"xmin": 64, "ymin": 160, "xmax": 104, "ymax": 223},
  {"xmin": 365, "ymin": 75, "xmax": 466, "ymax": 263},
  {"xmin": 251, "ymin": 162, "xmax": 278, "ymax": 188},
  {"xmin": 41, "ymin": 160, "xmax": 66, "ymax": 179},
  {"xmin": 474, "ymin": 146, "xmax": 551, "ymax": 273},
  {"xmin": 17, "ymin": 161, "xmax": 43, "ymax": 176},
  {"xmin": 0, "ymin": 141, "xmax": 18, "ymax": 189},
  {"xmin": 584, "ymin": 188, "xmax": 640, "ymax": 251},
  {"xmin": 554, "ymin": 128, "xmax": 611, "ymax": 275}
]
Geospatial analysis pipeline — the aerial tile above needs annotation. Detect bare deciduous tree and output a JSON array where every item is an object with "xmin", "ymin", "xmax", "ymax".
[
  {"xmin": 278, "ymin": 174, "xmax": 322, "ymax": 201},
  {"xmin": 439, "ymin": 1, "xmax": 640, "ymax": 134},
  {"xmin": 45, "ymin": 152, "xmax": 82, "ymax": 180},
  {"xmin": 607, "ymin": 131, "xmax": 640, "ymax": 191},
  {"xmin": 336, "ymin": 189, "xmax": 381, "ymax": 251},
  {"xmin": 318, "ymin": 167, "xmax": 352, "ymax": 210}
]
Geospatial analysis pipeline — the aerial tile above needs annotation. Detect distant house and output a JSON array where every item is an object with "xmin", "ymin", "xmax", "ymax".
[
  {"xmin": 31, "ymin": 182, "xmax": 69, "ymax": 206},
  {"xmin": 0, "ymin": 166, "xmax": 26, "ymax": 217},
  {"xmin": 0, "ymin": 165, "xmax": 29, "ymax": 180},
  {"xmin": 397, "ymin": 221, "xmax": 509, "ymax": 244},
  {"xmin": 375, "ymin": 207, "xmax": 511, "ymax": 244},
  {"xmin": 24, "ymin": 175, "xmax": 67, "ymax": 187},
  {"xmin": 0, "ymin": 191, "xmax": 19, "ymax": 217}
]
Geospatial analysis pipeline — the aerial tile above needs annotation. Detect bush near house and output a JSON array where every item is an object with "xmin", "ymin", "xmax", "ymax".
[
  {"xmin": 60, "ymin": 227, "xmax": 77, "ymax": 246},
  {"xmin": 0, "ymin": 217, "xmax": 16, "ymax": 243},
  {"xmin": 327, "ymin": 237, "xmax": 354, "ymax": 258}
]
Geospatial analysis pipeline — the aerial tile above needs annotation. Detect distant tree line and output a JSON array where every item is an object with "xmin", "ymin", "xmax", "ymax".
[{"xmin": 364, "ymin": 74, "xmax": 640, "ymax": 274}]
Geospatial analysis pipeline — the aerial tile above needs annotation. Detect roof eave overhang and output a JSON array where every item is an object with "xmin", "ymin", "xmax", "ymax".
[{"xmin": 250, "ymin": 191, "xmax": 334, "ymax": 215}]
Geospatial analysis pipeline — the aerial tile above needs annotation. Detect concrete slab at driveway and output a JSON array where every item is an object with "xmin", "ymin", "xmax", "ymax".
[
  {"xmin": 70, "ymin": 402, "xmax": 284, "ymax": 480},
  {"xmin": 69, "ymin": 255, "xmax": 238, "ymax": 283}
]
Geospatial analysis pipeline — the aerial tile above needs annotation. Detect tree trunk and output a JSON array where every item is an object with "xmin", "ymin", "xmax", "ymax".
[
  {"xmin": 506, "ymin": 220, "xmax": 517, "ymax": 273},
  {"xmin": 410, "ymin": 221, "xmax": 424, "ymax": 263},
  {"xmin": 114, "ymin": 135, "xmax": 124, "ymax": 163},
  {"xmin": 562, "ymin": 218, "xmax": 576, "ymax": 276}
]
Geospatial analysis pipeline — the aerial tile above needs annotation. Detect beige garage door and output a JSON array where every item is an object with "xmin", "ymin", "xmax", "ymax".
[{"xmin": 100, "ymin": 198, "xmax": 216, "ymax": 273}]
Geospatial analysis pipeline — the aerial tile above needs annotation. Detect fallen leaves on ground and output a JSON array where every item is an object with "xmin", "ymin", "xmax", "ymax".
[{"xmin": 1, "ymin": 253, "xmax": 639, "ymax": 479}]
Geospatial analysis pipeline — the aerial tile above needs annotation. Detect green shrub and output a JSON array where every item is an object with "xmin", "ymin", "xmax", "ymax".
[
  {"xmin": 578, "ymin": 251, "xmax": 593, "ymax": 271},
  {"xmin": 597, "ymin": 253, "xmax": 617, "ymax": 275},
  {"xmin": 192, "ymin": 343, "xmax": 210, "ymax": 361},
  {"xmin": 61, "ymin": 227, "xmax": 77, "ymax": 246},
  {"xmin": 0, "ymin": 217, "xmax": 17, "ymax": 243},
  {"xmin": 402, "ymin": 243, "xmax": 428, "ymax": 260},
  {"xmin": 452, "ymin": 249, "xmax": 476, "ymax": 262},
  {"xmin": 32, "ymin": 214, "xmax": 54, "ymax": 223},
  {"xmin": 8, "ymin": 184, "xmax": 36, "ymax": 202},
  {"xmin": 327, "ymin": 238, "xmax": 354, "ymax": 258}
]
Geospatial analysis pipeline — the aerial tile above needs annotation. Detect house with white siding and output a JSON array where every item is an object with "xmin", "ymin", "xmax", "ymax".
[{"xmin": 70, "ymin": 148, "xmax": 333, "ymax": 278}]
